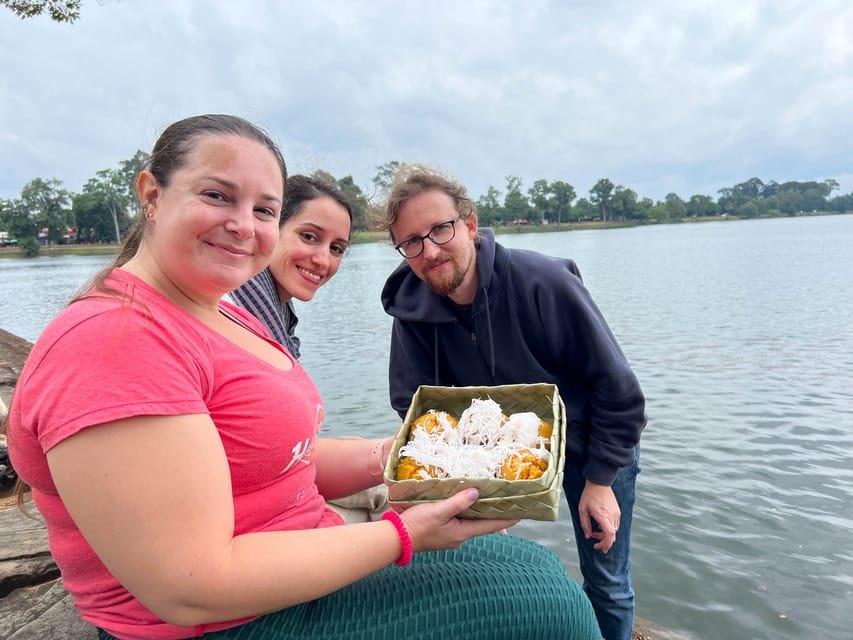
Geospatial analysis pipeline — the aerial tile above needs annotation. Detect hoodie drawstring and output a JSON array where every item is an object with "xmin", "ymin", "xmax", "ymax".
[
  {"xmin": 482, "ymin": 287, "xmax": 496, "ymax": 377},
  {"xmin": 433, "ymin": 324, "xmax": 440, "ymax": 384},
  {"xmin": 431, "ymin": 286, "xmax": 496, "ymax": 381}
]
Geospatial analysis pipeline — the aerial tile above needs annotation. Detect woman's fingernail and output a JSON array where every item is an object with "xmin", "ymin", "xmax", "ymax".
[{"xmin": 467, "ymin": 489, "xmax": 479, "ymax": 500}]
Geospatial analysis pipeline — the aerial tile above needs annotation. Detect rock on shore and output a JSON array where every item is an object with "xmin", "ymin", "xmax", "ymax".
[{"xmin": 0, "ymin": 327, "xmax": 32, "ymax": 409}]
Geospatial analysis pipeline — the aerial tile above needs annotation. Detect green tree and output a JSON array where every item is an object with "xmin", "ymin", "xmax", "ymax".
[
  {"xmin": 737, "ymin": 200, "xmax": 759, "ymax": 219},
  {"xmin": 503, "ymin": 175, "xmax": 530, "ymax": 223},
  {"xmin": 72, "ymin": 191, "xmax": 117, "ymax": 243},
  {"xmin": 610, "ymin": 186, "xmax": 638, "ymax": 221},
  {"xmin": 550, "ymin": 180, "xmax": 576, "ymax": 225},
  {"xmin": 736, "ymin": 177, "xmax": 766, "ymax": 199},
  {"xmin": 1, "ymin": 0, "xmax": 81, "ymax": 22},
  {"xmin": 686, "ymin": 194, "xmax": 717, "ymax": 218},
  {"xmin": 719, "ymin": 177, "xmax": 765, "ymax": 214},
  {"xmin": 800, "ymin": 186, "xmax": 828, "ymax": 212},
  {"xmin": 648, "ymin": 201, "xmax": 670, "ymax": 223},
  {"xmin": 1, "ymin": 198, "xmax": 25, "ymax": 239},
  {"xmin": 0, "ymin": 198, "xmax": 17, "ymax": 245},
  {"xmin": 717, "ymin": 187, "xmax": 735, "ymax": 214},
  {"xmin": 476, "ymin": 185, "xmax": 503, "ymax": 226},
  {"xmin": 84, "ymin": 169, "xmax": 132, "ymax": 243},
  {"xmin": 573, "ymin": 197, "xmax": 597, "ymax": 221},
  {"xmin": 310, "ymin": 169, "xmax": 370, "ymax": 231},
  {"xmin": 527, "ymin": 178, "xmax": 558, "ymax": 222},
  {"xmin": 527, "ymin": 179, "xmax": 551, "ymax": 223},
  {"xmin": 311, "ymin": 169, "xmax": 337, "ymax": 187},
  {"xmin": 634, "ymin": 197, "xmax": 655, "ymax": 223},
  {"xmin": 2, "ymin": 197, "xmax": 25, "ymax": 242},
  {"xmin": 828, "ymin": 192, "xmax": 853, "ymax": 213},
  {"xmin": 760, "ymin": 180, "xmax": 831, "ymax": 214},
  {"xmin": 371, "ymin": 160, "xmax": 401, "ymax": 202},
  {"xmin": 19, "ymin": 236, "xmax": 41, "ymax": 256},
  {"xmin": 117, "ymin": 149, "xmax": 150, "ymax": 217},
  {"xmin": 525, "ymin": 179, "xmax": 576, "ymax": 225},
  {"xmin": 664, "ymin": 193, "xmax": 687, "ymax": 220},
  {"xmin": 18, "ymin": 177, "xmax": 72, "ymax": 244},
  {"xmin": 773, "ymin": 189, "xmax": 801, "ymax": 216},
  {"xmin": 0, "ymin": 198, "xmax": 10, "ymax": 231},
  {"xmin": 70, "ymin": 150, "xmax": 149, "ymax": 244},
  {"xmin": 335, "ymin": 175, "xmax": 369, "ymax": 231},
  {"xmin": 589, "ymin": 178, "xmax": 614, "ymax": 222}
]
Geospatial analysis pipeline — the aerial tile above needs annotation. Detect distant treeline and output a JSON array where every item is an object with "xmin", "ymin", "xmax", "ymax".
[
  {"xmin": 1, "ymin": 153, "xmax": 850, "ymax": 256},
  {"xmin": 473, "ymin": 174, "xmax": 850, "ymax": 227}
]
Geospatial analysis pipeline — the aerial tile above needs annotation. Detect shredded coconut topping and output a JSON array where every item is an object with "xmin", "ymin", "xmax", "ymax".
[
  {"xmin": 399, "ymin": 399, "xmax": 551, "ymax": 479},
  {"xmin": 502, "ymin": 412, "xmax": 549, "ymax": 449}
]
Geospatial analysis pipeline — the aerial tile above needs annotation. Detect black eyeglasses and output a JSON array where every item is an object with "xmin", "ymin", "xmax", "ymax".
[{"xmin": 394, "ymin": 217, "xmax": 461, "ymax": 258}]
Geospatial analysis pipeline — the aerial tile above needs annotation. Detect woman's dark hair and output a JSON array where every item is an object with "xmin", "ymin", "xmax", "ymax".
[
  {"xmin": 283, "ymin": 175, "xmax": 353, "ymax": 239},
  {"xmin": 77, "ymin": 114, "xmax": 287, "ymax": 300}
]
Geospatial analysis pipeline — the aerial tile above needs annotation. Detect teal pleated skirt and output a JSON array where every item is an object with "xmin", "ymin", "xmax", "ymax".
[{"xmin": 98, "ymin": 534, "xmax": 601, "ymax": 640}]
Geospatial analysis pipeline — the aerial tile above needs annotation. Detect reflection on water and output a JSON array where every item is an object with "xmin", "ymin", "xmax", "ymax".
[
  {"xmin": 2, "ymin": 215, "xmax": 852, "ymax": 639},
  {"xmin": 0, "ymin": 253, "xmax": 114, "ymax": 342}
]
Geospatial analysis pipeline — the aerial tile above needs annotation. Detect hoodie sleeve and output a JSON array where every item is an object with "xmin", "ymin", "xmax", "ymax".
[{"xmin": 529, "ymin": 259, "xmax": 646, "ymax": 485}]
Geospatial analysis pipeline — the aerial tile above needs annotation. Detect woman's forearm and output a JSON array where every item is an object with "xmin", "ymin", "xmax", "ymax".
[{"xmin": 313, "ymin": 435, "xmax": 396, "ymax": 499}]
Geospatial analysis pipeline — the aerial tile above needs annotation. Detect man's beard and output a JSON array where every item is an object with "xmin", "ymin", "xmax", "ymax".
[{"xmin": 423, "ymin": 254, "xmax": 469, "ymax": 297}]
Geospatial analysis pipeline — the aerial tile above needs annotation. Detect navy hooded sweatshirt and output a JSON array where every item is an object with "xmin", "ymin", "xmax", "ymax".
[{"xmin": 381, "ymin": 228, "xmax": 646, "ymax": 486}]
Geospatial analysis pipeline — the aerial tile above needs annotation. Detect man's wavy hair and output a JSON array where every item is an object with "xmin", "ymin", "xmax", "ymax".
[{"xmin": 368, "ymin": 164, "xmax": 477, "ymax": 244}]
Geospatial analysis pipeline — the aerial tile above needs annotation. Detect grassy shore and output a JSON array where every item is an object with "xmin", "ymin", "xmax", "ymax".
[
  {"xmin": 0, "ymin": 218, "xmax": 664, "ymax": 259},
  {"xmin": 0, "ymin": 244, "xmax": 121, "ymax": 258},
  {"xmin": 360, "ymin": 219, "xmax": 641, "ymax": 245},
  {"xmin": 2, "ymin": 211, "xmax": 848, "ymax": 259}
]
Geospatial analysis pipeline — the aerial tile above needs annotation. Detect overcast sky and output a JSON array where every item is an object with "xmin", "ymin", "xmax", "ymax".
[{"xmin": 2, "ymin": 0, "xmax": 851, "ymax": 205}]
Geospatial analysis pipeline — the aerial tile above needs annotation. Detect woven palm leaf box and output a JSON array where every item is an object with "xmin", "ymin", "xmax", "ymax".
[{"xmin": 384, "ymin": 383, "xmax": 566, "ymax": 521}]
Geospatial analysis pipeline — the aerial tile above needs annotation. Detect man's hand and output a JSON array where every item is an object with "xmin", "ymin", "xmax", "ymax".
[{"xmin": 578, "ymin": 480, "xmax": 621, "ymax": 553}]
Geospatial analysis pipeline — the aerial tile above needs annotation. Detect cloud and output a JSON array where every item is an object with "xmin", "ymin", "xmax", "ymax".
[{"xmin": 1, "ymin": 0, "xmax": 851, "ymax": 204}]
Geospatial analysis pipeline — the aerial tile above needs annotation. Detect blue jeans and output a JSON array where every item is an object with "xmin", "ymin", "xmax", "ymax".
[{"xmin": 562, "ymin": 448, "xmax": 640, "ymax": 640}]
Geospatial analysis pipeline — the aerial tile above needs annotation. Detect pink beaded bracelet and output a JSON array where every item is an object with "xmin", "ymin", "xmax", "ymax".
[{"xmin": 381, "ymin": 511, "xmax": 413, "ymax": 566}]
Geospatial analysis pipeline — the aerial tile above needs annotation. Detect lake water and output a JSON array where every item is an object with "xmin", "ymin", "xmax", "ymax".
[{"xmin": 1, "ymin": 215, "xmax": 852, "ymax": 640}]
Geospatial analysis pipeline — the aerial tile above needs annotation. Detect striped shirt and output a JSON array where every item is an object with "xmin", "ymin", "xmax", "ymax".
[{"xmin": 228, "ymin": 268, "xmax": 302, "ymax": 359}]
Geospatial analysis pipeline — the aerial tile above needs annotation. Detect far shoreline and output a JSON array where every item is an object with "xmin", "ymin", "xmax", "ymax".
[{"xmin": 0, "ymin": 211, "xmax": 847, "ymax": 259}]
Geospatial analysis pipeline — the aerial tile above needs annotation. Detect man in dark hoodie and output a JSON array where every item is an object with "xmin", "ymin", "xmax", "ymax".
[{"xmin": 371, "ymin": 164, "xmax": 646, "ymax": 640}]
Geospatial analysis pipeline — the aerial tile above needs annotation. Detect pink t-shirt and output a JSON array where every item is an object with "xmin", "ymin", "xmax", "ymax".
[{"xmin": 9, "ymin": 269, "xmax": 343, "ymax": 640}]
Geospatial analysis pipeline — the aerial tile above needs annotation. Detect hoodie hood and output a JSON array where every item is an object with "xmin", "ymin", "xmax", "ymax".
[{"xmin": 381, "ymin": 228, "xmax": 501, "ymax": 380}]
